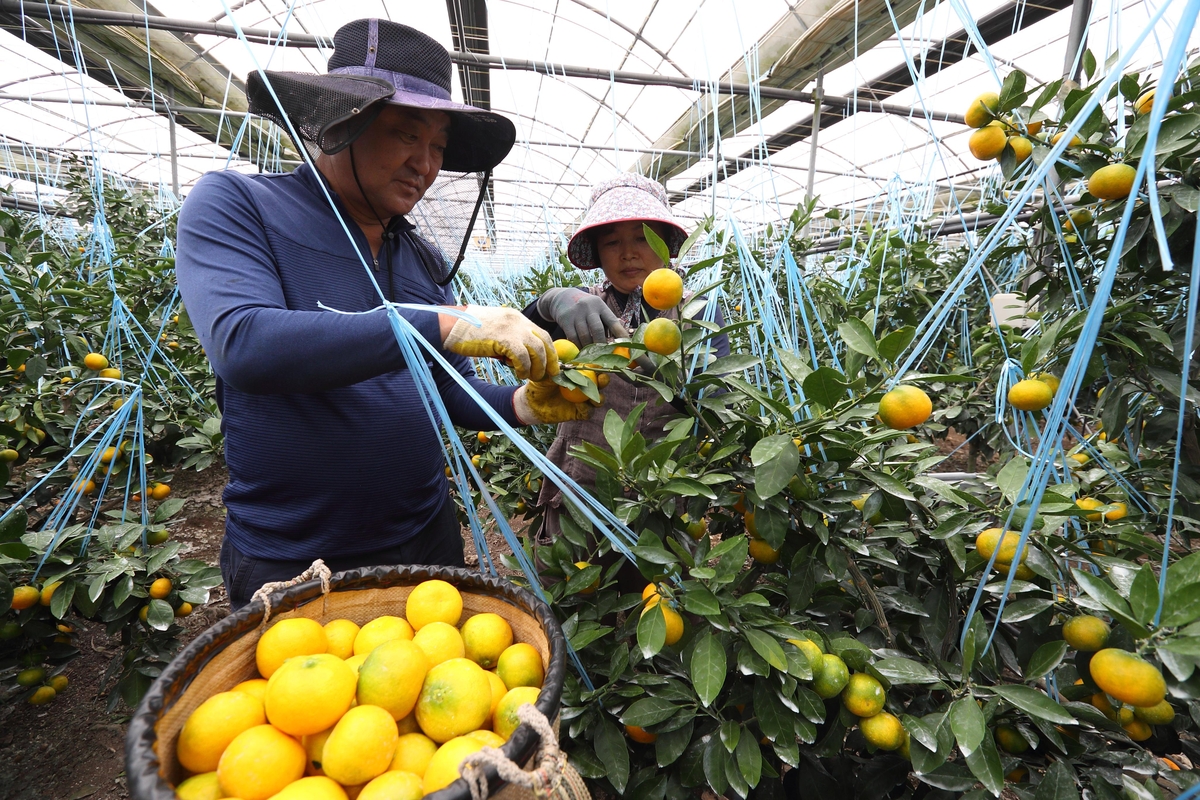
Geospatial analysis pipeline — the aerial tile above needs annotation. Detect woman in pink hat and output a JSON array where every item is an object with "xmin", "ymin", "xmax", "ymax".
[{"xmin": 523, "ymin": 173, "xmax": 729, "ymax": 591}]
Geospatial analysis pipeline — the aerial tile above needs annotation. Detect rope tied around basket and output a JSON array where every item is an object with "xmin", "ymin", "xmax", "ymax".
[
  {"xmin": 461, "ymin": 704, "xmax": 565, "ymax": 800},
  {"xmin": 251, "ymin": 559, "xmax": 332, "ymax": 625}
]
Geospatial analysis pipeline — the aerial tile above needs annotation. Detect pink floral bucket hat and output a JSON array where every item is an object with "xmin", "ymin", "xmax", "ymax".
[{"xmin": 566, "ymin": 174, "xmax": 688, "ymax": 269}]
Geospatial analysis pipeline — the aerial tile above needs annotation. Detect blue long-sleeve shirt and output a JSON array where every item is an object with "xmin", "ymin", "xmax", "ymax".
[{"xmin": 175, "ymin": 163, "xmax": 518, "ymax": 560}]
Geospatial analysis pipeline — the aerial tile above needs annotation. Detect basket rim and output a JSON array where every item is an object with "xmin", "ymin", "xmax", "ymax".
[{"xmin": 124, "ymin": 564, "xmax": 567, "ymax": 800}]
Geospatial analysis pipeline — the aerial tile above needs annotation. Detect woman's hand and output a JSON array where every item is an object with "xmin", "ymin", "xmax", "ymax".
[{"xmin": 538, "ymin": 288, "xmax": 624, "ymax": 346}]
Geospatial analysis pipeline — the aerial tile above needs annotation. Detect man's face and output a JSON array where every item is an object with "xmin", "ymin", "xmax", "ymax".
[{"xmin": 350, "ymin": 105, "xmax": 450, "ymax": 217}]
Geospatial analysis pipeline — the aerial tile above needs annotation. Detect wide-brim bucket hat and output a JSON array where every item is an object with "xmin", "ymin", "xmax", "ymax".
[
  {"xmin": 567, "ymin": 174, "xmax": 688, "ymax": 269},
  {"xmin": 246, "ymin": 18, "xmax": 516, "ymax": 173}
]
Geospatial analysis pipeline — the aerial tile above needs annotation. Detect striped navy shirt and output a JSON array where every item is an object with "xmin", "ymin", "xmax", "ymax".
[{"xmin": 176, "ymin": 163, "xmax": 517, "ymax": 560}]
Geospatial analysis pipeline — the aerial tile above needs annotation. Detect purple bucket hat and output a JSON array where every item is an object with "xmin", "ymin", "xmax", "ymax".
[
  {"xmin": 567, "ymin": 174, "xmax": 689, "ymax": 270},
  {"xmin": 246, "ymin": 19, "xmax": 515, "ymax": 173}
]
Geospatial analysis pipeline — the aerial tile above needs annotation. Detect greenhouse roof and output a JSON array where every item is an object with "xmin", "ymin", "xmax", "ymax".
[{"xmin": 0, "ymin": 0, "xmax": 1192, "ymax": 265}]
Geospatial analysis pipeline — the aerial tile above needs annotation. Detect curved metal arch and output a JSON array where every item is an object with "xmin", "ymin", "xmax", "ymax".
[{"xmin": 563, "ymin": 0, "xmax": 686, "ymax": 77}]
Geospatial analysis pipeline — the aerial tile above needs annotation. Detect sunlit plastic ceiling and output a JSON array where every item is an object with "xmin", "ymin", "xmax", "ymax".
[{"xmin": 0, "ymin": 0, "xmax": 1192, "ymax": 265}]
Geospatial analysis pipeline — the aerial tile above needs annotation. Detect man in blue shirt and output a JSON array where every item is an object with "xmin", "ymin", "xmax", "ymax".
[{"xmin": 176, "ymin": 19, "xmax": 589, "ymax": 608}]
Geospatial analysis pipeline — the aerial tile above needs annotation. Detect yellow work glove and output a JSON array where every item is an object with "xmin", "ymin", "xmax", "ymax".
[
  {"xmin": 514, "ymin": 378, "xmax": 597, "ymax": 424},
  {"xmin": 444, "ymin": 306, "xmax": 558, "ymax": 380}
]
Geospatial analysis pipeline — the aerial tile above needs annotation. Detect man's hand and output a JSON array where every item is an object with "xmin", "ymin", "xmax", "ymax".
[
  {"xmin": 443, "ymin": 306, "xmax": 559, "ymax": 380},
  {"xmin": 538, "ymin": 288, "xmax": 624, "ymax": 346},
  {"xmin": 514, "ymin": 377, "xmax": 599, "ymax": 424}
]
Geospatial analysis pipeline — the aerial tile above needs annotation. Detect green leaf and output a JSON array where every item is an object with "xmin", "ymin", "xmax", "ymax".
[
  {"xmin": 1128, "ymin": 565, "xmax": 1159, "ymax": 625},
  {"xmin": 0, "ymin": 506, "xmax": 28, "ymax": 542},
  {"xmin": 621, "ymin": 697, "xmax": 678, "ymax": 727},
  {"xmin": 963, "ymin": 732, "xmax": 1003, "ymax": 796},
  {"xmin": 872, "ymin": 657, "xmax": 941, "ymax": 685},
  {"xmin": 1160, "ymin": 582, "xmax": 1200, "ymax": 627},
  {"xmin": 735, "ymin": 728, "xmax": 762, "ymax": 788},
  {"xmin": 749, "ymin": 434, "xmax": 790, "ymax": 467},
  {"xmin": 744, "ymin": 629, "xmax": 788, "ymax": 671},
  {"xmin": 996, "ymin": 458, "xmax": 1029, "ymax": 504},
  {"xmin": 877, "ymin": 326, "xmax": 916, "ymax": 362},
  {"xmin": 838, "ymin": 318, "xmax": 879, "ymax": 359},
  {"xmin": 991, "ymin": 684, "xmax": 1075, "ymax": 724},
  {"xmin": 655, "ymin": 719, "xmax": 693, "ymax": 767},
  {"xmin": 642, "ymin": 222, "xmax": 672, "ymax": 267},
  {"xmin": 1002, "ymin": 598, "xmax": 1054, "ymax": 622},
  {"xmin": 690, "ymin": 634, "xmax": 727, "ymax": 707},
  {"xmin": 1071, "ymin": 568, "xmax": 1133, "ymax": 618},
  {"xmin": 659, "ymin": 478, "xmax": 717, "ymax": 499},
  {"xmin": 147, "ymin": 598, "xmax": 174, "ymax": 631},
  {"xmin": 802, "ymin": 367, "xmax": 848, "ymax": 409},
  {"xmin": 1033, "ymin": 760, "xmax": 1080, "ymax": 800},
  {"xmin": 707, "ymin": 354, "xmax": 760, "ymax": 376},
  {"xmin": 153, "ymin": 498, "xmax": 185, "ymax": 523},
  {"xmin": 637, "ymin": 602, "xmax": 668, "ymax": 657},
  {"xmin": 861, "ymin": 470, "xmax": 916, "ymax": 502},
  {"xmin": 755, "ymin": 445, "xmax": 799, "ymax": 500},
  {"xmin": 49, "ymin": 580, "xmax": 74, "ymax": 619},
  {"xmin": 595, "ymin": 720, "xmax": 630, "ymax": 793},
  {"xmin": 1025, "ymin": 640, "xmax": 1069, "ymax": 681},
  {"xmin": 681, "ymin": 587, "xmax": 721, "ymax": 616},
  {"xmin": 950, "ymin": 696, "xmax": 986, "ymax": 756}
]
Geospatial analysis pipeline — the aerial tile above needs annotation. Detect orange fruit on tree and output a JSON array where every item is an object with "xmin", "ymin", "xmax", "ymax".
[
  {"xmin": 27, "ymin": 686, "xmax": 56, "ymax": 705},
  {"xmin": 1089, "ymin": 648, "xmax": 1166, "ymax": 708},
  {"xmin": 643, "ymin": 318, "xmax": 681, "ymax": 355},
  {"xmin": 265, "ymin": 653, "xmax": 356, "ymax": 736},
  {"xmin": 968, "ymin": 122, "xmax": 1007, "ymax": 160},
  {"xmin": 12, "ymin": 585, "xmax": 39, "ymax": 610},
  {"xmin": 1075, "ymin": 496, "xmax": 1104, "ymax": 522},
  {"xmin": 1134, "ymin": 89, "xmax": 1156, "ymax": 115},
  {"xmin": 256, "ymin": 617, "xmax": 328, "ymax": 678},
  {"xmin": 494, "ymin": 686, "xmax": 541, "ymax": 740},
  {"xmin": 878, "ymin": 385, "xmax": 932, "ymax": 429},
  {"xmin": 217, "ymin": 724, "xmax": 306, "ymax": 800},
  {"xmin": 40, "ymin": 581, "xmax": 62, "ymax": 606},
  {"xmin": 416, "ymin": 658, "xmax": 493, "ymax": 742},
  {"xmin": 642, "ymin": 268, "xmax": 684, "ymax": 310},
  {"xmin": 1088, "ymin": 163, "xmax": 1137, "ymax": 201},
  {"xmin": 625, "ymin": 725, "xmax": 657, "ymax": 744},
  {"xmin": 642, "ymin": 583, "xmax": 661, "ymax": 601},
  {"xmin": 149, "ymin": 577, "xmax": 173, "ymax": 599},
  {"xmin": 1008, "ymin": 379, "xmax": 1053, "ymax": 411},
  {"xmin": 151, "ymin": 483, "xmax": 171, "ymax": 500},
  {"xmin": 422, "ymin": 736, "xmax": 485, "ymax": 795},
  {"xmin": 1062, "ymin": 615, "xmax": 1110, "ymax": 652},
  {"xmin": 553, "ymin": 339, "xmax": 580, "ymax": 362},
  {"xmin": 461, "ymin": 612, "xmax": 514, "ymax": 669},
  {"xmin": 640, "ymin": 599, "xmax": 684, "ymax": 646},
  {"xmin": 812, "ymin": 654, "xmax": 850, "ymax": 698},
  {"xmin": 83, "ymin": 352, "xmax": 109, "ymax": 370},
  {"xmin": 1134, "ymin": 699, "xmax": 1175, "ymax": 725},
  {"xmin": 1006, "ymin": 136, "xmax": 1033, "ymax": 164},
  {"xmin": 1051, "ymin": 130, "xmax": 1083, "ymax": 147},
  {"xmin": 558, "ymin": 369, "xmax": 598, "ymax": 403},
  {"xmin": 321, "ymin": 704, "xmax": 400, "ymax": 787},
  {"xmin": 975, "ymin": 528, "xmax": 1026, "ymax": 564},
  {"xmin": 842, "ymin": 673, "xmax": 886, "ymax": 717},
  {"xmin": 406, "ymin": 579, "xmax": 463, "ymax": 630},
  {"xmin": 859, "ymin": 711, "xmax": 906, "ymax": 751},
  {"xmin": 994, "ymin": 724, "xmax": 1028, "ymax": 753},
  {"xmin": 1105, "ymin": 501, "xmax": 1128, "ymax": 522},
  {"xmin": 496, "ymin": 643, "xmax": 545, "ymax": 690},
  {"xmin": 98, "ymin": 367, "xmax": 122, "ymax": 380},
  {"xmin": 748, "ymin": 538, "xmax": 781, "ymax": 565},
  {"xmin": 964, "ymin": 92, "xmax": 999, "ymax": 128},
  {"xmin": 1124, "ymin": 720, "xmax": 1153, "ymax": 741}
]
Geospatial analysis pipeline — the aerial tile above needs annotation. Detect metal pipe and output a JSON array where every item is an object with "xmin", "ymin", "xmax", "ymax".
[
  {"xmin": 805, "ymin": 64, "xmax": 823, "ymax": 204},
  {"xmin": 0, "ymin": 0, "xmax": 965, "ymax": 124},
  {"xmin": 1062, "ymin": 0, "xmax": 1093, "ymax": 83},
  {"xmin": 167, "ymin": 88, "xmax": 179, "ymax": 197}
]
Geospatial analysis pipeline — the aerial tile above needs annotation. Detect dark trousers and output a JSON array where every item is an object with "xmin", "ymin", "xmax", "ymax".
[{"xmin": 220, "ymin": 498, "xmax": 466, "ymax": 610}]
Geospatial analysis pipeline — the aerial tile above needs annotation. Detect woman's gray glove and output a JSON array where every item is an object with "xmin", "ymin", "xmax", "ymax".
[{"xmin": 538, "ymin": 288, "xmax": 625, "ymax": 346}]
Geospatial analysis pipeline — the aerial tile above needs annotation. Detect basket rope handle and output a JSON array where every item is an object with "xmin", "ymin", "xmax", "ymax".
[
  {"xmin": 461, "ymin": 704, "xmax": 564, "ymax": 800},
  {"xmin": 251, "ymin": 559, "xmax": 332, "ymax": 626}
]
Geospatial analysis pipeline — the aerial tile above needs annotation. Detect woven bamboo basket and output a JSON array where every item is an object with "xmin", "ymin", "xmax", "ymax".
[{"xmin": 125, "ymin": 565, "xmax": 567, "ymax": 800}]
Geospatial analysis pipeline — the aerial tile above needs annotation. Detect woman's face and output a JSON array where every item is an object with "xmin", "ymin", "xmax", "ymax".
[{"xmin": 594, "ymin": 220, "xmax": 667, "ymax": 295}]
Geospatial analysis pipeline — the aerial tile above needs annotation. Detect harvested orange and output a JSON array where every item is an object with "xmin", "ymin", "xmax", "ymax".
[
  {"xmin": 265, "ymin": 654, "xmax": 356, "ymax": 736},
  {"xmin": 256, "ymin": 618, "xmax": 327, "ymax": 678},
  {"xmin": 217, "ymin": 724, "xmax": 306, "ymax": 800},
  {"xmin": 177, "ymin": 691, "xmax": 267, "ymax": 773}
]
